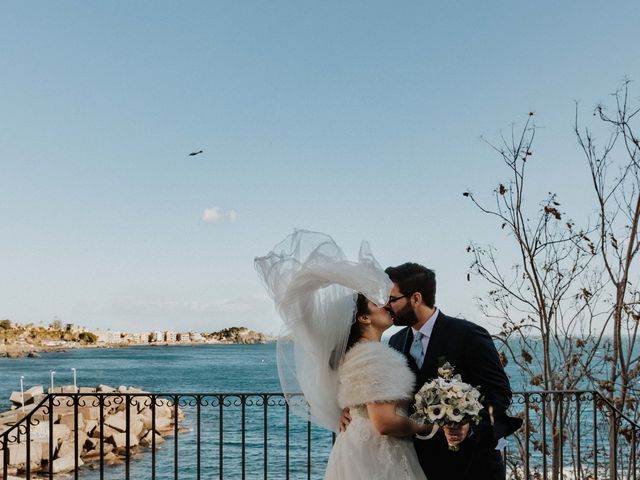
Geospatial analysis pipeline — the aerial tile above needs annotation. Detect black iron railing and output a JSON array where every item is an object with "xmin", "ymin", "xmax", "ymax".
[
  {"xmin": 0, "ymin": 392, "xmax": 333, "ymax": 480},
  {"xmin": 1, "ymin": 390, "xmax": 638, "ymax": 479},
  {"xmin": 507, "ymin": 391, "xmax": 640, "ymax": 480}
]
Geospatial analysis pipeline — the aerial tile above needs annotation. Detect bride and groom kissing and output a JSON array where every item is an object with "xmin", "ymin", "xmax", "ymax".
[{"xmin": 256, "ymin": 231, "xmax": 522, "ymax": 480}]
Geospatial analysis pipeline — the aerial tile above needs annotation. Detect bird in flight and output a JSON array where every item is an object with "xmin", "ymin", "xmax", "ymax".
[{"xmin": 188, "ymin": 150, "xmax": 203, "ymax": 156}]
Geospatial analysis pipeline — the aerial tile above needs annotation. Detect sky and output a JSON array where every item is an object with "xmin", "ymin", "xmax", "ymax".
[{"xmin": 1, "ymin": 1, "xmax": 639, "ymax": 335}]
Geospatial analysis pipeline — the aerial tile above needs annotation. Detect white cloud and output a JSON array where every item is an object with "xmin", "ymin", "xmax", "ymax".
[{"xmin": 201, "ymin": 207, "xmax": 237, "ymax": 224}]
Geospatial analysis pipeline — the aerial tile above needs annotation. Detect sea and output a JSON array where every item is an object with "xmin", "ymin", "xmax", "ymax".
[
  {"xmin": 0, "ymin": 343, "xmax": 562, "ymax": 479},
  {"xmin": 0, "ymin": 344, "xmax": 335, "ymax": 479}
]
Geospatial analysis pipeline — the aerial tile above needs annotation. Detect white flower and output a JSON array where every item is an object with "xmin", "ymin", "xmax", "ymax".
[
  {"xmin": 427, "ymin": 404, "xmax": 447, "ymax": 422},
  {"xmin": 449, "ymin": 384, "xmax": 465, "ymax": 398},
  {"xmin": 465, "ymin": 402, "xmax": 482, "ymax": 416},
  {"xmin": 412, "ymin": 370, "xmax": 483, "ymax": 429},
  {"xmin": 445, "ymin": 405, "xmax": 465, "ymax": 423},
  {"xmin": 438, "ymin": 362, "xmax": 455, "ymax": 379}
]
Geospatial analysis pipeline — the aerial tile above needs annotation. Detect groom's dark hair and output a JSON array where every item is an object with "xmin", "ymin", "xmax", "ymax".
[{"xmin": 385, "ymin": 263, "xmax": 436, "ymax": 308}]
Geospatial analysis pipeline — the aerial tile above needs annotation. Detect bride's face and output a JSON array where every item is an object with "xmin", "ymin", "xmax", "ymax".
[{"xmin": 366, "ymin": 301, "xmax": 393, "ymax": 331}]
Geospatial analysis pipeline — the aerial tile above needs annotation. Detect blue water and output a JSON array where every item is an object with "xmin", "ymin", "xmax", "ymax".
[
  {"xmin": 0, "ymin": 344, "xmax": 333, "ymax": 479},
  {"xmin": 0, "ymin": 344, "xmax": 282, "ymax": 404},
  {"xmin": 0, "ymin": 343, "xmax": 617, "ymax": 478}
]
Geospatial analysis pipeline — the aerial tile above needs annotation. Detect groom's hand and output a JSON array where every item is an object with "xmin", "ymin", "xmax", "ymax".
[
  {"xmin": 443, "ymin": 423, "xmax": 470, "ymax": 446},
  {"xmin": 339, "ymin": 408, "xmax": 351, "ymax": 432}
]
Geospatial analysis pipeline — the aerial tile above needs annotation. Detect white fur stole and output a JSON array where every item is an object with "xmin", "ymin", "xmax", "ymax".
[{"xmin": 337, "ymin": 341, "xmax": 415, "ymax": 408}]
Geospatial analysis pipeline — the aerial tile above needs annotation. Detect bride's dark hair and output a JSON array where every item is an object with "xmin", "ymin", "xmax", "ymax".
[
  {"xmin": 346, "ymin": 293, "xmax": 370, "ymax": 352},
  {"xmin": 329, "ymin": 294, "xmax": 370, "ymax": 369}
]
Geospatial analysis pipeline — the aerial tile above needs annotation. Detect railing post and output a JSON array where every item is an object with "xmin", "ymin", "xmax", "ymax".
[
  {"xmin": 263, "ymin": 394, "xmax": 268, "ymax": 480},
  {"xmin": 541, "ymin": 392, "xmax": 547, "ymax": 480},
  {"xmin": 2, "ymin": 439, "xmax": 8, "ymax": 480},
  {"xmin": 558, "ymin": 392, "xmax": 564, "ymax": 477},
  {"xmin": 524, "ymin": 393, "xmax": 530, "ymax": 480},
  {"xmin": 99, "ymin": 394, "xmax": 105, "ymax": 480},
  {"xmin": 632, "ymin": 427, "xmax": 637, "ymax": 480},
  {"xmin": 196, "ymin": 395, "xmax": 201, "ymax": 480},
  {"xmin": 174, "ymin": 395, "xmax": 179, "ymax": 480},
  {"xmin": 241, "ymin": 395, "xmax": 246, "ymax": 480},
  {"xmin": 125, "ymin": 394, "xmax": 131, "ymax": 480},
  {"xmin": 74, "ymin": 394, "xmax": 79, "ymax": 480},
  {"xmin": 151, "ymin": 394, "xmax": 157, "ymax": 480},
  {"xmin": 610, "ymin": 405, "xmax": 618, "ymax": 480},
  {"xmin": 26, "ymin": 412, "xmax": 32, "ymax": 479},
  {"xmin": 575, "ymin": 393, "xmax": 581, "ymax": 480},
  {"xmin": 593, "ymin": 393, "xmax": 598, "ymax": 480},
  {"xmin": 48, "ymin": 394, "xmax": 54, "ymax": 480},
  {"xmin": 285, "ymin": 400, "xmax": 290, "ymax": 480},
  {"xmin": 219, "ymin": 395, "xmax": 224, "ymax": 480}
]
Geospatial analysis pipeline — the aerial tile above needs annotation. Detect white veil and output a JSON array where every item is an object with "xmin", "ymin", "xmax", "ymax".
[{"xmin": 254, "ymin": 230, "xmax": 392, "ymax": 433}]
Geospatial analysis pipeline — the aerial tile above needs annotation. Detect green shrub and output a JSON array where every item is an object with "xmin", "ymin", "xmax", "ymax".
[{"xmin": 78, "ymin": 332, "xmax": 98, "ymax": 344}]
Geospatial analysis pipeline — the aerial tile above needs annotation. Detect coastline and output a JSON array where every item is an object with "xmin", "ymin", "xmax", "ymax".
[
  {"xmin": 0, "ymin": 338, "xmax": 276, "ymax": 359},
  {"xmin": 1, "ymin": 324, "xmax": 277, "ymax": 359}
]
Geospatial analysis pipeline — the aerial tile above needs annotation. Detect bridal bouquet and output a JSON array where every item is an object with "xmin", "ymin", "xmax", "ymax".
[{"xmin": 410, "ymin": 362, "xmax": 483, "ymax": 451}]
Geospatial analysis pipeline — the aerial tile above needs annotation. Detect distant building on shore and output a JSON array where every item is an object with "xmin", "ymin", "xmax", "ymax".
[
  {"xmin": 164, "ymin": 331, "xmax": 178, "ymax": 343},
  {"xmin": 190, "ymin": 332, "xmax": 204, "ymax": 342},
  {"xmin": 150, "ymin": 331, "xmax": 164, "ymax": 343},
  {"xmin": 122, "ymin": 332, "xmax": 149, "ymax": 344},
  {"xmin": 95, "ymin": 330, "xmax": 123, "ymax": 344}
]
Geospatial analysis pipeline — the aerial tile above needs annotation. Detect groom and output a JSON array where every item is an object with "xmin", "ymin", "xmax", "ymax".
[{"xmin": 385, "ymin": 263, "xmax": 521, "ymax": 480}]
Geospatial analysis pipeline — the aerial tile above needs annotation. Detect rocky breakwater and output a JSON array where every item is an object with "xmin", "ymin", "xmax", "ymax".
[{"xmin": 0, "ymin": 385, "xmax": 185, "ymax": 478}]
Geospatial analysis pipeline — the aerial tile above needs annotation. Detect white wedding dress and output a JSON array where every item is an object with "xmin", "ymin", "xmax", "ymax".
[
  {"xmin": 254, "ymin": 230, "xmax": 426, "ymax": 479},
  {"xmin": 325, "ymin": 341, "xmax": 427, "ymax": 480}
]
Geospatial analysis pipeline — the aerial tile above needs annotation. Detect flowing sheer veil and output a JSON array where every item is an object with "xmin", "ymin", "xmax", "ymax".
[{"xmin": 254, "ymin": 230, "xmax": 392, "ymax": 432}]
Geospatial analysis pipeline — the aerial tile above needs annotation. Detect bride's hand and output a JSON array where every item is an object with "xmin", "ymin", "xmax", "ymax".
[
  {"xmin": 443, "ymin": 423, "xmax": 470, "ymax": 446},
  {"xmin": 339, "ymin": 407, "xmax": 352, "ymax": 432}
]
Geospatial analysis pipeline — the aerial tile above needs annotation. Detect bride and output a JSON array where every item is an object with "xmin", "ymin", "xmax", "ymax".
[{"xmin": 255, "ymin": 230, "xmax": 428, "ymax": 479}]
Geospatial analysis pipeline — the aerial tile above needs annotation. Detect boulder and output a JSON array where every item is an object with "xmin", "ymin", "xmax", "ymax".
[
  {"xmin": 58, "ymin": 412, "xmax": 84, "ymax": 431},
  {"xmin": 79, "ymin": 406, "xmax": 100, "ymax": 421},
  {"xmin": 154, "ymin": 416, "xmax": 171, "ymax": 432},
  {"xmin": 140, "ymin": 429, "xmax": 165, "ymax": 446},
  {"xmin": 104, "ymin": 412, "xmax": 127, "ymax": 433},
  {"xmin": 0, "ymin": 411, "xmax": 19, "ymax": 426},
  {"xmin": 130, "ymin": 416, "xmax": 144, "ymax": 437},
  {"xmin": 84, "ymin": 419, "xmax": 98, "ymax": 436},
  {"xmin": 81, "ymin": 442, "xmax": 113, "ymax": 462},
  {"xmin": 6, "ymin": 442, "xmax": 42, "ymax": 469},
  {"xmin": 103, "ymin": 451, "xmax": 123, "ymax": 465},
  {"xmin": 54, "ymin": 431, "xmax": 88, "ymax": 457},
  {"xmin": 26, "ymin": 385, "xmax": 44, "ymax": 396},
  {"xmin": 52, "ymin": 424, "xmax": 71, "ymax": 443},
  {"xmin": 52, "ymin": 452, "xmax": 84, "ymax": 474},
  {"xmin": 108, "ymin": 432, "xmax": 126, "ymax": 449},
  {"xmin": 9, "ymin": 391, "xmax": 29, "ymax": 406}
]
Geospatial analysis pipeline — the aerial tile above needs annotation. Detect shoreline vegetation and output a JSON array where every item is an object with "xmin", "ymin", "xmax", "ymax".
[{"xmin": 0, "ymin": 320, "xmax": 276, "ymax": 359}]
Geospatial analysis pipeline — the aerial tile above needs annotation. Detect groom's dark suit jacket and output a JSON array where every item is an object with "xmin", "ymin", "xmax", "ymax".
[{"xmin": 389, "ymin": 311, "xmax": 522, "ymax": 480}]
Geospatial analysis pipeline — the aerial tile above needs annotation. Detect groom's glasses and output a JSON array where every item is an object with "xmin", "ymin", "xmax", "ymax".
[{"xmin": 388, "ymin": 295, "xmax": 408, "ymax": 304}]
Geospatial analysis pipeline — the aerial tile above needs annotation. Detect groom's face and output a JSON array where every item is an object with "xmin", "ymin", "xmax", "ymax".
[{"xmin": 387, "ymin": 284, "xmax": 419, "ymax": 327}]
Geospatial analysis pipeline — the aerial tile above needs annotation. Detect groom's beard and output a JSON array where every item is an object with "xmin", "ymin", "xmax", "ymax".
[{"xmin": 392, "ymin": 304, "xmax": 419, "ymax": 327}]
